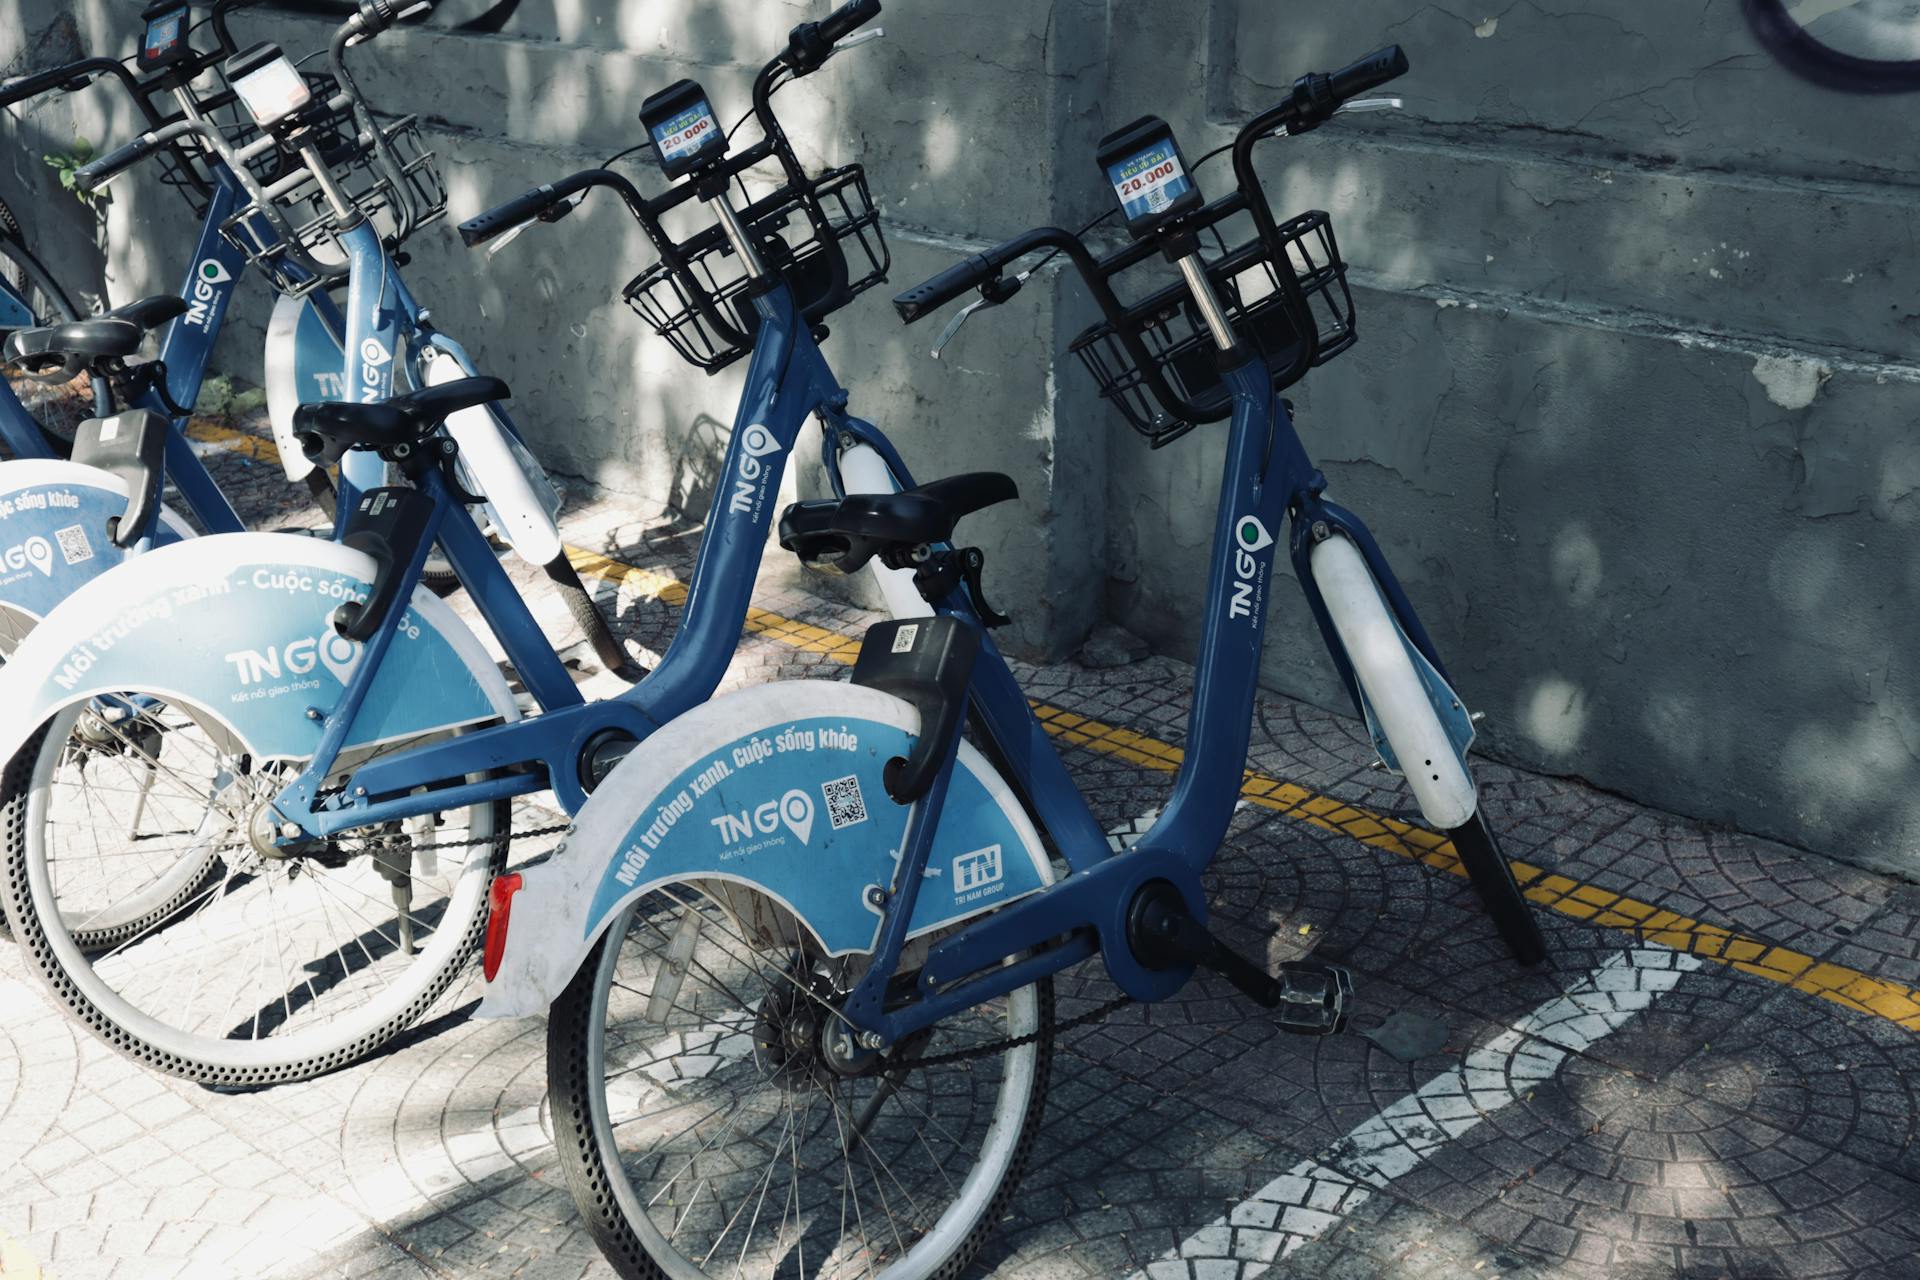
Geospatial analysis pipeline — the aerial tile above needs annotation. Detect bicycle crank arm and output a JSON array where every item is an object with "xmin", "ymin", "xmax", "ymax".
[{"xmin": 1126, "ymin": 880, "xmax": 1354, "ymax": 1035}]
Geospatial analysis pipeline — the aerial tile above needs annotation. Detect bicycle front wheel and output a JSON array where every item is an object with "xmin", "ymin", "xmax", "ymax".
[
  {"xmin": 0, "ymin": 694, "xmax": 508, "ymax": 1086},
  {"xmin": 548, "ymin": 882, "xmax": 1053, "ymax": 1280}
]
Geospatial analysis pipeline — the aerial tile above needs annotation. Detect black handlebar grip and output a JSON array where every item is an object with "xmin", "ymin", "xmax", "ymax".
[
  {"xmin": 819, "ymin": 0, "xmax": 882, "ymax": 45},
  {"xmin": 1328, "ymin": 44, "xmax": 1410, "ymax": 101},
  {"xmin": 892, "ymin": 251, "xmax": 993, "ymax": 324},
  {"xmin": 74, "ymin": 134, "xmax": 162, "ymax": 192},
  {"xmin": 458, "ymin": 183, "xmax": 560, "ymax": 247}
]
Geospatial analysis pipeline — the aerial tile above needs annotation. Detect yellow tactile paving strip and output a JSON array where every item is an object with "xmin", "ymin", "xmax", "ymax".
[{"xmin": 172, "ymin": 422, "xmax": 1920, "ymax": 1032}]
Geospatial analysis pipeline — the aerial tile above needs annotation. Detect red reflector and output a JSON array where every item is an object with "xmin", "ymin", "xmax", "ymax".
[{"xmin": 483, "ymin": 872, "xmax": 523, "ymax": 983}]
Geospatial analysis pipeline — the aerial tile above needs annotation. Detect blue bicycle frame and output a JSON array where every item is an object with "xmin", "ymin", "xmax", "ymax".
[
  {"xmin": 816, "ymin": 353, "xmax": 1455, "ymax": 1044},
  {"xmin": 0, "ymin": 160, "xmax": 372, "ymax": 535},
  {"xmin": 270, "ymin": 273, "xmax": 858, "ymax": 835}
]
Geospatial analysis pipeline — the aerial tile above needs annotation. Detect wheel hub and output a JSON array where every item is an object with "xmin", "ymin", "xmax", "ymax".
[{"xmin": 752, "ymin": 967, "xmax": 874, "ymax": 1088}]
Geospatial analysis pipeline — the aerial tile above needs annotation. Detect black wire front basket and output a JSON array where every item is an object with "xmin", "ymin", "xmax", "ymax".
[
  {"xmin": 216, "ymin": 72, "xmax": 447, "ymax": 297},
  {"xmin": 1069, "ymin": 209, "xmax": 1355, "ymax": 448},
  {"xmin": 622, "ymin": 163, "xmax": 888, "ymax": 374}
]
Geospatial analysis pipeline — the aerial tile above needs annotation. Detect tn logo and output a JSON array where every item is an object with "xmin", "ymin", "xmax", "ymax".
[
  {"xmin": 223, "ymin": 631, "xmax": 362, "ymax": 687},
  {"xmin": 709, "ymin": 788, "xmax": 814, "ymax": 846}
]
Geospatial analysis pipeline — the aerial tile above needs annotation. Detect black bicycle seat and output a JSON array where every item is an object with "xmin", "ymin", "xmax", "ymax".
[
  {"xmin": 2, "ymin": 294, "xmax": 189, "ymax": 376},
  {"xmin": 779, "ymin": 472, "xmax": 1017, "ymax": 574},
  {"xmin": 294, "ymin": 376, "xmax": 510, "ymax": 464}
]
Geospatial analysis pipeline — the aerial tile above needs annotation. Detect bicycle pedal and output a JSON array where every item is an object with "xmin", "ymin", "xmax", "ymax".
[{"xmin": 1271, "ymin": 960, "xmax": 1355, "ymax": 1036}]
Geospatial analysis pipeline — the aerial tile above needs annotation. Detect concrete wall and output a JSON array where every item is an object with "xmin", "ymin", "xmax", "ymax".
[{"xmin": 4, "ymin": 0, "xmax": 1918, "ymax": 873}]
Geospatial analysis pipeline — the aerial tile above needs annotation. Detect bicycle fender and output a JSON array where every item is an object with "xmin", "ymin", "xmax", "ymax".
[
  {"xmin": 477, "ymin": 680, "xmax": 1054, "ymax": 1019},
  {"xmin": 419, "ymin": 343, "xmax": 564, "ymax": 566},
  {"xmin": 1309, "ymin": 533, "xmax": 1477, "ymax": 829},
  {"xmin": 0, "ymin": 532, "xmax": 516, "ymax": 766},
  {"xmin": 264, "ymin": 292, "xmax": 347, "ymax": 483},
  {"xmin": 0, "ymin": 460, "xmax": 194, "ymax": 651}
]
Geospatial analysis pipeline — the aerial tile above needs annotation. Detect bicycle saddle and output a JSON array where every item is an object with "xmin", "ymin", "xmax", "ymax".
[
  {"xmin": 2, "ymin": 294, "xmax": 189, "ymax": 376},
  {"xmin": 293, "ymin": 376, "xmax": 510, "ymax": 464},
  {"xmin": 779, "ymin": 472, "xmax": 1018, "ymax": 574}
]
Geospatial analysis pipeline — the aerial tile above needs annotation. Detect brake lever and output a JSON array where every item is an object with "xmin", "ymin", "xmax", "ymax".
[
  {"xmin": 484, "ymin": 191, "xmax": 585, "ymax": 258},
  {"xmin": 828, "ymin": 28, "xmax": 886, "ymax": 60},
  {"xmin": 931, "ymin": 269, "xmax": 1029, "ymax": 360},
  {"xmin": 1268, "ymin": 95, "xmax": 1403, "ymax": 138}
]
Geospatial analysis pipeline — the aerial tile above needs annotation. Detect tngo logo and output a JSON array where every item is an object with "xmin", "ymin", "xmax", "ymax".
[
  {"xmin": 223, "ymin": 631, "xmax": 363, "ymax": 687},
  {"xmin": 726, "ymin": 424, "xmax": 785, "ymax": 516},
  {"xmin": 1, "ymin": 536, "xmax": 54, "ymax": 578},
  {"xmin": 709, "ymin": 788, "xmax": 814, "ymax": 846},
  {"xmin": 357, "ymin": 337, "xmax": 393, "ymax": 403},
  {"xmin": 184, "ymin": 259, "xmax": 233, "ymax": 330},
  {"xmin": 1226, "ymin": 515, "xmax": 1274, "ymax": 621}
]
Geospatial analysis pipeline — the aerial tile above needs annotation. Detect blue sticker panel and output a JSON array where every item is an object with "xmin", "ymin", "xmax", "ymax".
[
  {"xmin": 1107, "ymin": 139, "xmax": 1192, "ymax": 223},
  {"xmin": 650, "ymin": 101, "xmax": 723, "ymax": 166},
  {"xmin": 33, "ymin": 560, "xmax": 500, "ymax": 759},
  {"xmin": 588, "ymin": 717, "xmax": 1046, "ymax": 954},
  {"xmin": 0, "ymin": 482, "xmax": 184, "ymax": 621}
]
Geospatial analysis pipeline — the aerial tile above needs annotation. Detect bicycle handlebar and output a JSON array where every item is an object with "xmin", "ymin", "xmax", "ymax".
[
  {"xmin": 74, "ymin": 120, "xmax": 197, "ymax": 190},
  {"xmin": 458, "ymin": 168, "xmax": 637, "ymax": 246},
  {"xmin": 894, "ymin": 44, "xmax": 1408, "ymax": 329},
  {"xmin": 818, "ymin": 0, "xmax": 883, "ymax": 50},
  {"xmin": 0, "ymin": 57, "xmax": 146, "ymax": 114}
]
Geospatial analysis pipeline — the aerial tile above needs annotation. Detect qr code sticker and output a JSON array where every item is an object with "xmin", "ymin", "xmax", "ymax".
[
  {"xmin": 890, "ymin": 624, "xmax": 918, "ymax": 654},
  {"xmin": 54, "ymin": 524, "xmax": 94, "ymax": 566},
  {"xmin": 822, "ymin": 774, "xmax": 868, "ymax": 830}
]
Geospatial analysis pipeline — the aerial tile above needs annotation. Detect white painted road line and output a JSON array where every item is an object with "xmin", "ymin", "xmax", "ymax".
[{"xmin": 1138, "ymin": 946, "xmax": 1705, "ymax": 1279}]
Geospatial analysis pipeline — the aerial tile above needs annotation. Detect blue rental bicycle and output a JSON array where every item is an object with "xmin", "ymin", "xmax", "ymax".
[
  {"xmin": 0, "ymin": 7, "xmax": 362, "ymax": 655},
  {"xmin": 0, "ymin": 0, "xmax": 903, "ymax": 1086},
  {"xmin": 468, "ymin": 39, "xmax": 1549, "ymax": 1280},
  {"xmin": 0, "ymin": 1, "xmax": 624, "ymax": 656}
]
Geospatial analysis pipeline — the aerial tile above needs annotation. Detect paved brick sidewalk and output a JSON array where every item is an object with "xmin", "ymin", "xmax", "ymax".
[{"xmin": 2, "ymin": 412, "xmax": 1919, "ymax": 1279}]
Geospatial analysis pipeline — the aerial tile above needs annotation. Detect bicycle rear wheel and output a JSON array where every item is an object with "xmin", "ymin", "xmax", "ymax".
[
  {"xmin": 548, "ymin": 882, "xmax": 1053, "ymax": 1280},
  {"xmin": 0, "ymin": 227, "xmax": 108, "ymax": 441},
  {"xmin": 0, "ymin": 693, "xmax": 508, "ymax": 1085}
]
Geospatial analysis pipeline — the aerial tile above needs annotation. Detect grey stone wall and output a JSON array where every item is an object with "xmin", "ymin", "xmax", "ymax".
[{"xmin": 4, "ymin": 0, "xmax": 1918, "ymax": 873}]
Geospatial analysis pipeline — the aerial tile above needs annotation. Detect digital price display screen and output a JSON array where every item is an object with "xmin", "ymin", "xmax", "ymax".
[
  {"xmin": 138, "ymin": 4, "xmax": 192, "ymax": 72},
  {"xmin": 1097, "ymin": 116, "xmax": 1202, "ymax": 236},
  {"xmin": 228, "ymin": 46, "xmax": 313, "ymax": 127},
  {"xmin": 641, "ymin": 79, "xmax": 728, "ymax": 180}
]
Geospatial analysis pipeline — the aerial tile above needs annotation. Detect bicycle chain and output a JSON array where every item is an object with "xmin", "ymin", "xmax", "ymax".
[
  {"xmin": 403, "ymin": 820, "xmax": 570, "ymax": 854},
  {"xmin": 891, "ymin": 993, "xmax": 1134, "ymax": 1070}
]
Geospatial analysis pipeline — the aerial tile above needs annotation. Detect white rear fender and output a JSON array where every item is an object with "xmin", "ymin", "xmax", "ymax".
[
  {"xmin": 478, "ymin": 680, "xmax": 1053, "ymax": 1018},
  {"xmin": 264, "ymin": 292, "xmax": 344, "ymax": 483},
  {"xmin": 836, "ymin": 443, "xmax": 931, "ymax": 620},
  {"xmin": 0, "ymin": 532, "xmax": 516, "ymax": 767},
  {"xmin": 1309, "ymin": 533, "xmax": 1477, "ymax": 831},
  {"xmin": 0, "ymin": 460, "xmax": 194, "ymax": 652},
  {"xmin": 421, "ymin": 348, "xmax": 564, "ymax": 566}
]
